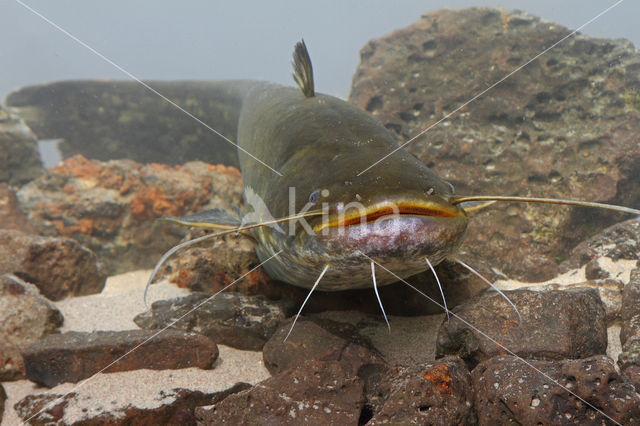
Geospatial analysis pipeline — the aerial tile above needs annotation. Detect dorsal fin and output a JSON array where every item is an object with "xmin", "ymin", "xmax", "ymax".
[{"xmin": 292, "ymin": 39, "xmax": 315, "ymax": 98}]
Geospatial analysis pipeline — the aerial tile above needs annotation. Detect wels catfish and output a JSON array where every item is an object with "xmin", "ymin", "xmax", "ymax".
[{"xmin": 143, "ymin": 41, "xmax": 639, "ymax": 326}]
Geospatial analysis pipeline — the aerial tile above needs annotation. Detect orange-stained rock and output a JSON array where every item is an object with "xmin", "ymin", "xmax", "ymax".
[{"xmin": 17, "ymin": 155, "xmax": 243, "ymax": 274}]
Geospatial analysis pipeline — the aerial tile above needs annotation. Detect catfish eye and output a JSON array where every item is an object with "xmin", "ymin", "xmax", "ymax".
[
  {"xmin": 309, "ymin": 190, "xmax": 320, "ymax": 203},
  {"xmin": 446, "ymin": 182, "xmax": 455, "ymax": 193}
]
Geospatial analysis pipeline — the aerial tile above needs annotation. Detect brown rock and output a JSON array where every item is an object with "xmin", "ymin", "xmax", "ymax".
[
  {"xmin": 367, "ymin": 356, "xmax": 475, "ymax": 425},
  {"xmin": 134, "ymin": 292, "xmax": 295, "ymax": 350},
  {"xmin": 22, "ymin": 330, "xmax": 219, "ymax": 387},
  {"xmin": 263, "ymin": 317, "xmax": 385, "ymax": 376},
  {"xmin": 0, "ymin": 183, "xmax": 35, "ymax": 233},
  {"xmin": 154, "ymin": 227, "xmax": 275, "ymax": 298},
  {"xmin": 0, "ymin": 340, "xmax": 25, "ymax": 381},
  {"xmin": 349, "ymin": 8, "xmax": 640, "ymax": 282},
  {"xmin": 0, "ymin": 383, "xmax": 6, "ymax": 422},
  {"xmin": 436, "ymin": 288, "xmax": 607, "ymax": 368},
  {"xmin": 619, "ymin": 268, "xmax": 640, "ymax": 389},
  {"xmin": 0, "ymin": 106, "xmax": 44, "ymax": 186},
  {"xmin": 16, "ymin": 155, "xmax": 243, "ymax": 274},
  {"xmin": 472, "ymin": 355, "xmax": 640, "ymax": 425},
  {"xmin": 0, "ymin": 273, "xmax": 63, "ymax": 380},
  {"xmin": 0, "ymin": 229, "xmax": 106, "ymax": 301},
  {"xmin": 196, "ymin": 360, "xmax": 364, "ymax": 425},
  {"xmin": 0, "ymin": 274, "xmax": 63, "ymax": 347},
  {"xmin": 15, "ymin": 382, "xmax": 250, "ymax": 425},
  {"xmin": 560, "ymin": 218, "xmax": 640, "ymax": 273}
]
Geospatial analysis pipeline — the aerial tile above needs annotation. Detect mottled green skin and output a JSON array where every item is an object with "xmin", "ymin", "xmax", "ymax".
[{"xmin": 236, "ymin": 83, "xmax": 468, "ymax": 290}]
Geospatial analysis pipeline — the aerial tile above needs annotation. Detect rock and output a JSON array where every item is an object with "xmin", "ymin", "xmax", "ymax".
[
  {"xmin": 0, "ymin": 274, "xmax": 63, "ymax": 347},
  {"xmin": 5, "ymin": 80, "xmax": 245, "ymax": 166},
  {"xmin": 134, "ymin": 292, "xmax": 295, "ymax": 350},
  {"xmin": 0, "ymin": 229, "xmax": 106, "ymax": 301},
  {"xmin": 0, "ymin": 383, "xmax": 6, "ymax": 422},
  {"xmin": 496, "ymin": 277, "xmax": 626, "ymax": 324},
  {"xmin": 16, "ymin": 155, "xmax": 243, "ymax": 274},
  {"xmin": 560, "ymin": 217, "xmax": 640, "ymax": 273},
  {"xmin": 472, "ymin": 355, "xmax": 640, "ymax": 425},
  {"xmin": 262, "ymin": 317, "xmax": 385, "ymax": 376},
  {"xmin": 367, "ymin": 356, "xmax": 475, "ymax": 425},
  {"xmin": 14, "ymin": 381, "xmax": 250, "ymax": 425},
  {"xmin": 0, "ymin": 183, "xmax": 35, "ymax": 233},
  {"xmin": 196, "ymin": 359, "xmax": 364, "ymax": 425},
  {"xmin": 153, "ymin": 227, "xmax": 275, "ymax": 298},
  {"xmin": 22, "ymin": 330, "xmax": 219, "ymax": 387},
  {"xmin": 619, "ymin": 268, "xmax": 640, "ymax": 389},
  {"xmin": 0, "ymin": 106, "xmax": 44, "ymax": 186},
  {"xmin": 349, "ymin": 8, "xmax": 640, "ymax": 282},
  {"xmin": 0, "ymin": 273, "xmax": 63, "ymax": 380},
  {"xmin": 436, "ymin": 288, "xmax": 607, "ymax": 367},
  {"xmin": 0, "ymin": 340, "xmax": 25, "ymax": 381}
]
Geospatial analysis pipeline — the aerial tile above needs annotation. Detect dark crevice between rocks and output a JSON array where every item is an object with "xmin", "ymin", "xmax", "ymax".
[{"xmin": 358, "ymin": 404, "xmax": 374, "ymax": 425}]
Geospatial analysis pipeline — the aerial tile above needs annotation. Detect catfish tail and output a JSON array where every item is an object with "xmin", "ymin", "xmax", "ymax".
[{"xmin": 4, "ymin": 80, "xmax": 264, "ymax": 167}]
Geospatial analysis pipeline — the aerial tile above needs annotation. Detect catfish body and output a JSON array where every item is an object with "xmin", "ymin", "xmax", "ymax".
[{"xmin": 235, "ymin": 79, "xmax": 468, "ymax": 290}]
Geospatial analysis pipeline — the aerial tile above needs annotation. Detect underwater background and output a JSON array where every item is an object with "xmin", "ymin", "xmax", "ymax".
[{"xmin": 1, "ymin": 1, "xmax": 640, "ymax": 424}]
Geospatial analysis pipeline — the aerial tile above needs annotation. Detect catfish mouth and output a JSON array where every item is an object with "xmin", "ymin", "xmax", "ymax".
[
  {"xmin": 312, "ymin": 200, "xmax": 465, "ymax": 233},
  {"xmin": 306, "ymin": 199, "xmax": 468, "ymax": 270}
]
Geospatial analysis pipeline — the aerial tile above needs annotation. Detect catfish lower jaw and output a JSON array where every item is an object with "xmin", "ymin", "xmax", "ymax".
[
  {"xmin": 267, "ymin": 214, "xmax": 469, "ymax": 292},
  {"xmin": 319, "ymin": 215, "xmax": 468, "ymax": 262}
]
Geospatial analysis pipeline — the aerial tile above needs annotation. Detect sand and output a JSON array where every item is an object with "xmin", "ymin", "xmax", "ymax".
[
  {"xmin": 1, "ymin": 271, "xmax": 271, "ymax": 425},
  {"xmin": 2, "ymin": 258, "xmax": 633, "ymax": 424}
]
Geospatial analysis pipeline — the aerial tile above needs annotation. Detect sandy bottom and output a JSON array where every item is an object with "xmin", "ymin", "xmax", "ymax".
[
  {"xmin": 1, "ymin": 271, "xmax": 270, "ymax": 425},
  {"xmin": 2, "ymin": 258, "xmax": 632, "ymax": 424}
]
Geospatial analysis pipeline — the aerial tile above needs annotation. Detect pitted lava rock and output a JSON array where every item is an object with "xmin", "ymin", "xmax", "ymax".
[
  {"xmin": 16, "ymin": 155, "xmax": 243, "ymax": 274},
  {"xmin": 367, "ymin": 356, "xmax": 475, "ymax": 425},
  {"xmin": 153, "ymin": 227, "xmax": 275, "ymax": 299},
  {"xmin": 22, "ymin": 330, "xmax": 218, "ymax": 387},
  {"xmin": 134, "ymin": 292, "xmax": 295, "ymax": 350},
  {"xmin": 436, "ymin": 288, "xmax": 607, "ymax": 368},
  {"xmin": 560, "ymin": 218, "xmax": 640, "ymax": 273},
  {"xmin": 0, "ymin": 274, "xmax": 63, "ymax": 347},
  {"xmin": 619, "ymin": 268, "xmax": 640, "ymax": 389},
  {"xmin": 0, "ymin": 229, "xmax": 106, "ymax": 301},
  {"xmin": 15, "ymin": 383, "xmax": 250, "ymax": 425},
  {"xmin": 472, "ymin": 355, "xmax": 640, "ymax": 425},
  {"xmin": 0, "ymin": 273, "xmax": 63, "ymax": 381},
  {"xmin": 349, "ymin": 8, "xmax": 640, "ymax": 281},
  {"xmin": 262, "ymin": 317, "xmax": 385, "ymax": 376},
  {"xmin": 196, "ymin": 360, "xmax": 364, "ymax": 425}
]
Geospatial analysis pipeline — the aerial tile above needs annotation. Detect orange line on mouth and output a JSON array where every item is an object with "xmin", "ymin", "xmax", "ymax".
[{"xmin": 313, "ymin": 201, "xmax": 463, "ymax": 232}]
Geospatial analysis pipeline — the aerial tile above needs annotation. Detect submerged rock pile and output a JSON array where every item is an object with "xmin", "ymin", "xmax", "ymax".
[
  {"xmin": 16, "ymin": 155, "xmax": 243, "ymax": 274},
  {"xmin": 1, "ymin": 7, "xmax": 639, "ymax": 425}
]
